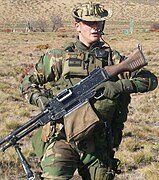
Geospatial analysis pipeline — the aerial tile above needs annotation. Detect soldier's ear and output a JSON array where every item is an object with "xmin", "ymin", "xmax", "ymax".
[{"xmin": 74, "ymin": 22, "xmax": 81, "ymax": 33}]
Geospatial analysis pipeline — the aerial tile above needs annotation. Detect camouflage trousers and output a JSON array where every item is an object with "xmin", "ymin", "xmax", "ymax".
[{"xmin": 40, "ymin": 124, "xmax": 118, "ymax": 180}]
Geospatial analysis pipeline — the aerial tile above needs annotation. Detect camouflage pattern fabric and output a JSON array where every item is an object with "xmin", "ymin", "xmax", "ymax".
[
  {"xmin": 41, "ymin": 139, "xmax": 79, "ymax": 179},
  {"xmin": 41, "ymin": 123, "xmax": 116, "ymax": 180},
  {"xmin": 72, "ymin": 2, "xmax": 111, "ymax": 21}
]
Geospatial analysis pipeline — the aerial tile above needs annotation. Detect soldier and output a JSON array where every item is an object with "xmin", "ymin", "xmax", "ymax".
[{"xmin": 20, "ymin": 2, "xmax": 158, "ymax": 180}]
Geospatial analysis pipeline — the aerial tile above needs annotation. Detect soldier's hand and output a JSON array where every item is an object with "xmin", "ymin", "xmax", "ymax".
[
  {"xmin": 36, "ymin": 96, "xmax": 49, "ymax": 110},
  {"xmin": 95, "ymin": 81, "xmax": 121, "ymax": 99},
  {"xmin": 31, "ymin": 93, "xmax": 49, "ymax": 110},
  {"xmin": 95, "ymin": 79, "xmax": 134, "ymax": 99}
]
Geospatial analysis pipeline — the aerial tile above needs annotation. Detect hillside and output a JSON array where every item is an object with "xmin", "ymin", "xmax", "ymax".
[{"xmin": 0, "ymin": 0, "xmax": 159, "ymax": 29}]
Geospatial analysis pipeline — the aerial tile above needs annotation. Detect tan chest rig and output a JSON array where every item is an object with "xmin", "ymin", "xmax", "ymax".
[{"xmin": 61, "ymin": 45, "xmax": 112, "ymax": 86}]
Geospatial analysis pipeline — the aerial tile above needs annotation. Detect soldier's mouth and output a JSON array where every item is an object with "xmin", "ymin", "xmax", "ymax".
[{"xmin": 91, "ymin": 32, "xmax": 100, "ymax": 36}]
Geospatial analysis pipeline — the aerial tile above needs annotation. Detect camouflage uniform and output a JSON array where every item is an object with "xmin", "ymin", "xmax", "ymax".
[{"xmin": 20, "ymin": 2, "xmax": 158, "ymax": 180}]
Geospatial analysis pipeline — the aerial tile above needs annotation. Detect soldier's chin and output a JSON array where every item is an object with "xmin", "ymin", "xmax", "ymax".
[{"xmin": 90, "ymin": 35, "xmax": 100, "ymax": 42}]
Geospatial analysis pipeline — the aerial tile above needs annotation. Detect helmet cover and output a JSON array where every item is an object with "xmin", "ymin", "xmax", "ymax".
[{"xmin": 72, "ymin": 1, "xmax": 111, "ymax": 21}]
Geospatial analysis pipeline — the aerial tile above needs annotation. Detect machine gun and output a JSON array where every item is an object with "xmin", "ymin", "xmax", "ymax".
[{"xmin": 0, "ymin": 45, "xmax": 147, "ymax": 179}]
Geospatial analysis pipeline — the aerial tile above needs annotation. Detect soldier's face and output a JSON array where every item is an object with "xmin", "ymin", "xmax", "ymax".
[{"xmin": 75, "ymin": 21, "xmax": 104, "ymax": 47}]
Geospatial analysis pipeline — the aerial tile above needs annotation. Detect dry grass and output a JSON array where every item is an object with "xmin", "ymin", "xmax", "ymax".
[{"xmin": 0, "ymin": 0, "xmax": 159, "ymax": 179}]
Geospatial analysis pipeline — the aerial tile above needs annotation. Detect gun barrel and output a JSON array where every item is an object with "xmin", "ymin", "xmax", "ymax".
[
  {"xmin": 1, "ymin": 141, "xmax": 13, "ymax": 152},
  {"xmin": 0, "ymin": 134, "xmax": 12, "ymax": 146},
  {"xmin": 0, "ymin": 110, "xmax": 49, "ymax": 151}
]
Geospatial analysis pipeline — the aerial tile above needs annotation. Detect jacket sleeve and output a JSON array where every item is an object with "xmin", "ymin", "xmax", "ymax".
[
  {"xmin": 130, "ymin": 68, "xmax": 158, "ymax": 93},
  {"xmin": 20, "ymin": 49, "xmax": 63, "ymax": 104},
  {"xmin": 112, "ymin": 50, "xmax": 158, "ymax": 93}
]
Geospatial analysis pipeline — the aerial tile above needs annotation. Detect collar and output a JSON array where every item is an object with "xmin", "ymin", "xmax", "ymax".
[{"xmin": 75, "ymin": 38, "xmax": 104, "ymax": 52}]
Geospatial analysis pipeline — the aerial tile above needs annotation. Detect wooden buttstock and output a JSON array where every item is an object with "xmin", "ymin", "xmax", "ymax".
[{"xmin": 105, "ymin": 44, "xmax": 148, "ymax": 78}]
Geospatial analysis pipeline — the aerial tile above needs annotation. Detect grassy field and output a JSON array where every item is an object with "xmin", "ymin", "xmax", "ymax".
[{"xmin": 0, "ymin": 0, "xmax": 159, "ymax": 179}]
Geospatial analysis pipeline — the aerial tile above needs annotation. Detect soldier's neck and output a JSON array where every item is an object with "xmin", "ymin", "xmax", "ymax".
[{"xmin": 78, "ymin": 36, "xmax": 95, "ymax": 48}]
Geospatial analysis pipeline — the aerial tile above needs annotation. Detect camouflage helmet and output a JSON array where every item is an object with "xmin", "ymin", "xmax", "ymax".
[{"xmin": 72, "ymin": 1, "xmax": 111, "ymax": 22}]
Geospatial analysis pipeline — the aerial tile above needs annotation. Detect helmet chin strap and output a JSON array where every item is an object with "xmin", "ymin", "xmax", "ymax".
[
  {"xmin": 98, "ymin": 21, "xmax": 111, "ymax": 48},
  {"xmin": 98, "ymin": 21, "xmax": 105, "ymax": 35},
  {"xmin": 101, "ymin": 36, "xmax": 111, "ymax": 48},
  {"xmin": 101, "ymin": 21, "xmax": 105, "ymax": 31}
]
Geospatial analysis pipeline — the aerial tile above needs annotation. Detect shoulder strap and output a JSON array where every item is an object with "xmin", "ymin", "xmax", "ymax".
[
  {"xmin": 64, "ymin": 42, "xmax": 76, "ymax": 52},
  {"xmin": 94, "ymin": 42, "xmax": 113, "ymax": 67}
]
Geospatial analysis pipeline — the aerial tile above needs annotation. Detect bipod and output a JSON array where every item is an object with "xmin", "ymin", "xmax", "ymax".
[{"xmin": 14, "ymin": 143, "xmax": 35, "ymax": 180}]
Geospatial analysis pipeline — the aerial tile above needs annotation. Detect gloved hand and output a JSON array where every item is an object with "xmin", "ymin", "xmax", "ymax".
[
  {"xmin": 95, "ymin": 79, "xmax": 135, "ymax": 99},
  {"xmin": 31, "ymin": 93, "xmax": 49, "ymax": 110}
]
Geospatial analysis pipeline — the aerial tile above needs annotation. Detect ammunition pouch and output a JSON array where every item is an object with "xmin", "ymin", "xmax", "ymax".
[
  {"xmin": 91, "ymin": 167, "xmax": 115, "ymax": 180},
  {"xmin": 62, "ymin": 52, "xmax": 88, "ymax": 77},
  {"xmin": 89, "ymin": 158, "xmax": 120, "ymax": 180},
  {"xmin": 32, "ymin": 127, "xmax": 50, "ymax": 160},
  {"xmin": 64, "ymin": 102, "xmax": 100, "ymax": 142}
]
